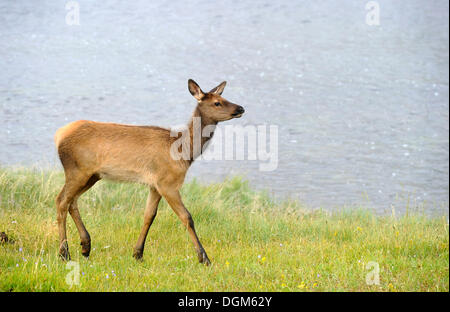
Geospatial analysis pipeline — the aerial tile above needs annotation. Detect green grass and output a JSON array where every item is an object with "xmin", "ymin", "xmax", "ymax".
[{"xmin": 0, "ymin": 167, "xmax": 448, "ymax": 292}]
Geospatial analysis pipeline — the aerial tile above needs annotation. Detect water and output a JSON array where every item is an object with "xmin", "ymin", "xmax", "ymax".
[{"xmin": 0, "ymin": 0, "xmax": 448, "ymax": 215}]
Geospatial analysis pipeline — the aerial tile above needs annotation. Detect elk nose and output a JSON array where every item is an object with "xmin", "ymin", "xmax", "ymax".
[{"xmin": 236, "ymin": 106, "xmax": 245, "ymax": 114}]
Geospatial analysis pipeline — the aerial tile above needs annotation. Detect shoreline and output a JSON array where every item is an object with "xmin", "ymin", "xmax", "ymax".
[{"xmin": 0, "ymin": 166, "xmax": 448, "ymax": 218}]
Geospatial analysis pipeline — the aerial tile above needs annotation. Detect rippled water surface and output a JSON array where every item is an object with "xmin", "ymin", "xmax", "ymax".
[{"xmin": 0, "ymin": 0, "xmax": 448, "ymax": 215}]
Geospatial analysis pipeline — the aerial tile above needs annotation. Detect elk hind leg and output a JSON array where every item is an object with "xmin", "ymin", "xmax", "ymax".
[
  {"xmin": 69, "ymin": 174, "xmax": 100, "ymax": 258},
  {"xmin": 56, "ymin": 171, "xmax": 92, "ymax": 260}
]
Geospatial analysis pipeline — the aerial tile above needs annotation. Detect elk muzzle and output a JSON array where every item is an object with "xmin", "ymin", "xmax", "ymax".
[{"xmin": 232, "ymin": 105, "xmax": 245, "ymax": 117}]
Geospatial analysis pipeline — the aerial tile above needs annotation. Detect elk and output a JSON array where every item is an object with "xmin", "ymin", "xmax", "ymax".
[{"xmin": 54, "ymin": 79, "xmax": 244, "ymax": 265}]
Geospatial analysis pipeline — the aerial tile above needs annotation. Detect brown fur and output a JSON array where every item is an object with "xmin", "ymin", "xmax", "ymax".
[{"xmin": 55, "ymin": 79, "xmax": 244, "ymax": 265}]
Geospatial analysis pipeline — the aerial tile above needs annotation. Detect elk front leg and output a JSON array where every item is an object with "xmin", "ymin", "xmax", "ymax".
[
  {"xmin": 160, "ymin": 188, "xmax": 210, "ymax": 265},
  {"xmin": 133, "ymin": 187, "xmax": 161, "ymax": 260}
]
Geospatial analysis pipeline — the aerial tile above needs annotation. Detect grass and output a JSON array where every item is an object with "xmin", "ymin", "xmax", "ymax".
[{"xmin": 0, "ymin": 167, "xmax": 448, "ymax": 292}]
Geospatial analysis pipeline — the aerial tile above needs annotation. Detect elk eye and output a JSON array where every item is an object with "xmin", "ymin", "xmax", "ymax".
[{"xmin": 214, "ymin": 102, "xmax": 221, "ymax": 107}]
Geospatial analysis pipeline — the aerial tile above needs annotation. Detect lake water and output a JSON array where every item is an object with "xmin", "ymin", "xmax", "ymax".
[{"xmin": 0, "ymin": 0, "xmax": 448, "ymax": 215}]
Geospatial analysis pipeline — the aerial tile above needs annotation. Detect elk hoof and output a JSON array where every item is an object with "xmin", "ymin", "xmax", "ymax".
[
  {"xmin": 59, "ymin": 246, "xmax": 71, "ymax": 261},
  {"xmin": 133, "ymin": 250, "xmax": 144, "ymax": 261},
  {"xmin": 199, "ymin": 252, "xmax": 211, "ymax": 266},
  {"xmin": 81, "ymin": 241, "xmax": 91, "ymax": 258}
]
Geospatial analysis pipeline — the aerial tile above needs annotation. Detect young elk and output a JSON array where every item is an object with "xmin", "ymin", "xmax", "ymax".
[{"xmin": 54, "ymin": 79, "xmax": 244, "ymax": 265}]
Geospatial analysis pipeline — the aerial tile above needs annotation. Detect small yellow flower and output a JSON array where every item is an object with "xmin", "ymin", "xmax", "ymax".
[
  {"xmin": 261, "ymin": 257, "xmax": 266, "ymax": 263},
  {"xmin": 281, "ymin": 283, "xmax": 287, "ymax": 288},
  {"xmin": 281, "ymin": 274, "xmax": 285, "ymax": 279},
  {"xmin": 333, "ymin": 231, "xmax": 337, "ymax": 237},
  {"xmin": 225, "ymin": 261, "xmax": 230, "ymax": 266},
  {"xmin": 312, "ymin": 283, "xmax": 318, "ymax": 288},
  {"xmin": 356, "ymin": 226, "xmax": 363, "ymax": 232},
  {"xmin": 395, "ymin": 231, "xmax": 399, "ymax": 236},
  {"xmin": 297, "ymin": 282, "xmax": 305, "ymax": 289}
]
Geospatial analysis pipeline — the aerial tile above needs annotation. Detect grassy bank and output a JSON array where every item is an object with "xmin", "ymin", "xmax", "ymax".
[{"xmin": 0, "ymin": 168, "xmax": 448, "ymax": 292}]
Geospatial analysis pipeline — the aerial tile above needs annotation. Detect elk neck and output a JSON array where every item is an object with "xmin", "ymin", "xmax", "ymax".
[{"xmin": 187, "ymin": 106, "xmax": 218, "ymax": 162}]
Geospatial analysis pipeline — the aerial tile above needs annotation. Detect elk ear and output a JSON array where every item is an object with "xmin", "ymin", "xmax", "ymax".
[
  {"xmin": 188, "ymin": 79, "xmax": 205, "ymax": 101},
  {"xmin": 209, "ymin": 81, "xmax": 227, "ymax": 95}
]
